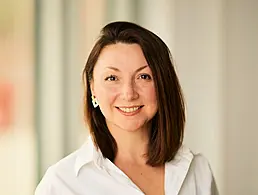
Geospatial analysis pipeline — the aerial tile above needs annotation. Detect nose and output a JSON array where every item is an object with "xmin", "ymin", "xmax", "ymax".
[{"xmin": 121, "ymin": 81, "xmax": 139, "ymax": 101}]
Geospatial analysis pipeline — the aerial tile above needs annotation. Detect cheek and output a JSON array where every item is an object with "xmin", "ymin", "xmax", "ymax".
[
  {"xmin": 147, "ymin": 87, "xmax": 158, "ymax": 114},
  {"xmin": 141, "ymin": 84, "xmax": 157, "ymax": 104},
  {"xmin": 149, "ymin": 87, "xmax": 157, "ymax": 102},
  {"xmin": 96, "ymin": 86, "xmax": 119, "ymax": 107}
]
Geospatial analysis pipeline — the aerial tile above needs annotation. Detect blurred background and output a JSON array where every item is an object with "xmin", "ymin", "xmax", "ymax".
[{"xmin": 0, "ymin": 0, "xmax": 257, "ymax": 194}]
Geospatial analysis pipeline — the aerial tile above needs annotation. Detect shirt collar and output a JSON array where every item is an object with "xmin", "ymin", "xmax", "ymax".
[
  {"xmin": 165, "ymin": 145, "xmax": 194, "ymax": 194},
  {"xmin": 74, "ymin": 137, "xmax": 194, "ymax": 182},
  {"xmin": 74, "ymin": 137, "xmax": 104, "ymax": 176}
]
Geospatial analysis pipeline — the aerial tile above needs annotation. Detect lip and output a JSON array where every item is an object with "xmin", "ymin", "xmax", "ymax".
[{"xmin": 115, "ymin": 106, "xmax": 143, "ymax": 116}]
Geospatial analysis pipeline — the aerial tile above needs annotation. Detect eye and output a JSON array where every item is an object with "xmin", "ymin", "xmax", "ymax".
[
  {"xmin": 139, "ymin": 74, "xmax": 152, "ymax": 80},
  {"xmin": 105, "ymin": 75, "xmax": 118, "ymax": 81}
]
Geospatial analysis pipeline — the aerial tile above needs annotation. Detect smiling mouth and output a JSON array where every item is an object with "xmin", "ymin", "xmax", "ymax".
[{"xmin": 116, "ymin": 106, "xmax": 143, "ymax": 113}]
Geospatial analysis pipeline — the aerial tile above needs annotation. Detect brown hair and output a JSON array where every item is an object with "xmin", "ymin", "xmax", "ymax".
[{"xmin": 82, "ymin": 21, "xmax": 185, "ymax": 166}]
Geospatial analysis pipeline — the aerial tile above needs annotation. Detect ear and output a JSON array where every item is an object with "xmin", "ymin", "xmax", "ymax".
[{"xmin": 90, "ymin": 81, "xmax": 95, "ymax": 96}]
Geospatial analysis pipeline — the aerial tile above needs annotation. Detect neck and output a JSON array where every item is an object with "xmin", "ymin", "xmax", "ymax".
[{"xmin": 107, "ymin": 123, "xmax": 150, "ymax": 165}]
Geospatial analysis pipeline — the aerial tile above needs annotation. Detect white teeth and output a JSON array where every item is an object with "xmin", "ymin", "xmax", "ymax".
[{"xmin": 119, "ymin": 107, "xmax": 140, "ymax": 113}]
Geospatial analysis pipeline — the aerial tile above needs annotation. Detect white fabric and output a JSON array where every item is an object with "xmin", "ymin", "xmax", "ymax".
[{"xmin": 35, "ymin": 140, "xmax": 219, "ymax": 195}]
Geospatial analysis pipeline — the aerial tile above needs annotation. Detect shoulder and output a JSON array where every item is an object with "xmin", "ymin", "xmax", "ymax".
[
  {"xmin": 34, "ymin": 149, "xmax": 80, "ymax": 195},
  {"xmin": 191, "ymin": 153, "xmax": 212, "ymax": 172},
  {"xmin": 167, "ymin": 145, "xmax": 219, "ymax": 194},
  {"xmin": 184, "ymin": 152, "xmax": 219, "ymax": 195},
  {"xmin": 189, "ymin": 153, "xmax": 215, "ymax": 182},
  {"xmin": 174, "ymin": 146, "xmax": 214, "ymax": 177},
  {"xmin": 48, "ymin": 147, "xmax": 81, "ymax": 177}
]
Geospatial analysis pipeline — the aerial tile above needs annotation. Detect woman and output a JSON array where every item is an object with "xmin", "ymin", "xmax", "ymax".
[{"xmin": 35, "ymin": 21, "xmax": 219, "ymax": 195}]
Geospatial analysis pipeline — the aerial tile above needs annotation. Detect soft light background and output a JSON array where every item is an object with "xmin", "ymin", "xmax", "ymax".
[{"xmin": 0, "ymin": 0, "xmax": 257, "ymax": 195}]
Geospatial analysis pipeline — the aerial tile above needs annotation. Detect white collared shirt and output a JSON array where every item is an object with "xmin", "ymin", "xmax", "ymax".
[{"xmin": 35, "ymin": 140, "xmax": 219, "ymax": 195}]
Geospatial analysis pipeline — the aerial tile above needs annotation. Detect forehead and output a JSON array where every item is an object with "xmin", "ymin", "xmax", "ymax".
[{"xmin": 94, "ymin": 43, "xmax": 149, "ymax": 72}]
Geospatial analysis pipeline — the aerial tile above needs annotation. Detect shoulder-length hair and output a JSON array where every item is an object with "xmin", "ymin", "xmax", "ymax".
[{"xmin": 82, "ymin": 21, "xmax": 185, "ymax": 166}]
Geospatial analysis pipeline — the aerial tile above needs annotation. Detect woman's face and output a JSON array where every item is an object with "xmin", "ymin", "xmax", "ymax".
[{"xmin": 91, "ymin": 43, "xmax": 158, "ymax": 132}]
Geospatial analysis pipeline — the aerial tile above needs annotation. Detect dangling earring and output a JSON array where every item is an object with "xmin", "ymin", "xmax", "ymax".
[{"xmin": 91, "ymin": 95, "xmax": 99, "ymax": 108}]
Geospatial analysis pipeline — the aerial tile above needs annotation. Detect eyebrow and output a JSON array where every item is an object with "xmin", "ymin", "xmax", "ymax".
[{"xmin": 106, "ymin": 65, "xmax": 148, "ymax": 73}]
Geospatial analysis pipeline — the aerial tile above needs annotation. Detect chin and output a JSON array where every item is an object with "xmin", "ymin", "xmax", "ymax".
[
  {"xmin": 120, "ymin": 126, "xmax": 141, "ymax": 132},
  {"xmin": 115, "ymin": 121, "xmax": 148, "ymax": 132}
]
